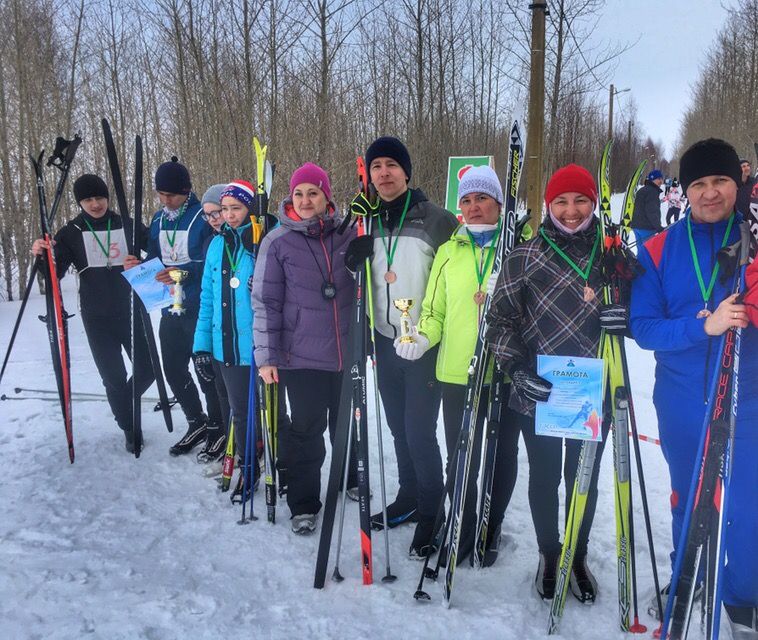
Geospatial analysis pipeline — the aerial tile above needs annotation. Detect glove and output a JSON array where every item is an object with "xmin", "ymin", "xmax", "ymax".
[
  {"xmin": 599, "ymin": 303, "xmax": 628, "ymax": 334},
  {"xmin": 344, "ymin": 235, "xmax": 374, "ymax": 271},
  {"xmin": 486, "ymin": 271, "xmax": 499, "ymax": 297},
  {"xmin": 393, "ymin": 327, "xmax": 430, "ymax": 361},
  {"xmin": 247, "ymin": 275, "xmax": 254, "ymax": 292},
  {"xmin": 509, "ymin": 361, "xmax": 552, "ymax": 403},
  {"xmin": 350, "ymin": 191, "xmax": 379, "ymax": 218},
  {"xmin": 192, "ymin": 351, "xmax": 215, "ymax": 383}
]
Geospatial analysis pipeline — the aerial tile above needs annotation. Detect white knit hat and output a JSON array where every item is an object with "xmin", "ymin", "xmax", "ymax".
[{"xmin": 457, "ymin": 165, "xmax": 503, "ymax": 205}]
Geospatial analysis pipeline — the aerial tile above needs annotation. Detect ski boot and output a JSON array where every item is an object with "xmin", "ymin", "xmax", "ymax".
[
  {"xmin": 569, "ymin": 555, "xmax": 598, "ymax": 604},
  {"xmin": 535, "ymin": 551, "xmax": 559, "ymax": 601},
  {"xmin": 169, "ymin": 414, "xmax": 207, "ymax": 456}
]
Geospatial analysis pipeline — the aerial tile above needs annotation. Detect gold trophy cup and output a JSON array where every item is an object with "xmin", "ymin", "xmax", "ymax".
[
  {"xmin": 168, "ymin": 269, "xmax": 189, "ymax": 315},
  {"xmin": 393, "ymin": 298, "xmax": 415, "ymax": 344}
]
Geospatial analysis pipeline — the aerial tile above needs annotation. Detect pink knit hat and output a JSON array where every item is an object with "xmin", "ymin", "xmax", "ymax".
[{"xmin": 289, "ymin": 163, "xmax": 332, "ymax": 201}]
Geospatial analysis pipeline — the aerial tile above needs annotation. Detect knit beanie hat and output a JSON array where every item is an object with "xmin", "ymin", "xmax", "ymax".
[
  {"xmin": 73, "ymin": 174, "xmax": 109, "ymax": 203},
  {"xmin": 289, "ymin": 162, "xmax": 332, "ymax": 201},
  {"xmin": 365, "ymin": 136, "xmax": 412, "ymax": 181},
  {"xmin": 544, "ymin": 163, "xmax": 598, "ymax": 206},
  {"xmin": 679, "ymin": 138, "xmax": 742, "ymax": 193},
  {"xmin": 201, "ymin": 183, "xmax": 227, "ymax": 207},
  {"xmin": 220, "ymin": 180, "xmax": 257, "ymax": 213},
  {"xmin": 155, "ymin": 156, "xmax": 192, "ymax": 194},
  {"xmin": 457, "ymin": 165, "xmax": 503, "ymax": 205}
]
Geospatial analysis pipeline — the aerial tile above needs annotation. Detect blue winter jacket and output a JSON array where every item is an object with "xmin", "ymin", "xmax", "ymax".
[
  {"xmin": 631, "ymin": 211, "xmax": 758, "ymax": 420},
  {"xmin": 147, "ymin": 193, "xmax": 212, "ymax": 316},
  {"xmin": 193, "ymin": 222, "xmax": 255, "ymax": 366}
]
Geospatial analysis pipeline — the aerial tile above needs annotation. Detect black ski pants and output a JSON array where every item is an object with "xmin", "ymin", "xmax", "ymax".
[
  {"xmin": 442, "ymin": 382, "xmax": 520, "ymax": 537},
  {"xmin": 211, "ymin": 359, "xmax": 230, "ymax": 431},
  {"xmin": 375, "ymin": 334, "xmax": 444, "ymax": 520},
  {"xmin": 666, "ymin": 207, "xmax": 682, "ymax": 225},
  {"xmin": 158, "ymin": 312, "xmax": 221, "ymax": 425},
  {"xmin": 82, "ymin": 315, "xmax": 154, "ymax": 432},
  {"xmin": 218, "ymin": 364, "xmax": 251, "ymax": 461},
  {"xmin": 516, "ymin": 409, "xmax": 610, "ymax": 560},
  {"xmin": 278, "ymin": 368, "xmax": 356, "ymax": 517}
]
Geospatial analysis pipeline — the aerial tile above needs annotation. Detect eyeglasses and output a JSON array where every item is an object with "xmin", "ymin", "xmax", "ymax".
[{"xmin": 202, "ymin": 210, "xmax": 223, "ymax": 221}]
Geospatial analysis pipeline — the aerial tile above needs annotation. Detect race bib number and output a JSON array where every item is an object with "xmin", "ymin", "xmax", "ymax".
[
  {"xmin": 83, "ymin": 228, "xmax": 128, "ymax": 268},
  {"xmin": 160, "ymin": 230, "xmax": 190, "ymax": 265}
]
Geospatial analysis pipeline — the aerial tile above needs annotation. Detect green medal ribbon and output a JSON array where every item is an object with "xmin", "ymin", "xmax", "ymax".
[
  {"xmin": 375, "ymin": 190, "xmax": 412, "ymax": 270},
  {"xmin": 467, "ymin": 219, "xmax": 501, "ymax": 289},
  {"xmin": 162, "ymin": 199, "xmax": 189, "ymax": 249},
  {"xmin": 539, "ymin": 224, "xmax": 601, "ymax": 284},
  {"xmin": 223, "ymin": 238, "xmax": 241, "ymax": 275},
  {"xmin": 686, "ymin": 212, "xmax": 734, "ymax": 307},
  {"xmin": 82, "ymin": 216, "xmax": 112, "ymax": 264}
]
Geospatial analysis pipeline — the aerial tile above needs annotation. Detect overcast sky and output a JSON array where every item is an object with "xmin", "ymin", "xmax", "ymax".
[{"xmin": 595, "ymin": 0, "xmax": 730, "ymax": 159}]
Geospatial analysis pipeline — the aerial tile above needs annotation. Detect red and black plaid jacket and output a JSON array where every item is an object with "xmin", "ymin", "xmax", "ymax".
[{"xmin": 485, "ymin": 216, "xmax": 604, "ymax": 416}]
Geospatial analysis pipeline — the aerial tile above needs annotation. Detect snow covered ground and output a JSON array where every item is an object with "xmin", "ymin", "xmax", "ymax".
[{"xmin": 1, "ymin": 277, "xmax": 681, "ymax": 640}]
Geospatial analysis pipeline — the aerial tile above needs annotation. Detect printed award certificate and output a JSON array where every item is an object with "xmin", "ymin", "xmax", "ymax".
[
  {"xmin": 121, "ymin": 257, "xmax": 173, "ymax": 312},
  {"xmin": 534, "ymin": 354, "xmax": 605, "ymax": 441}
]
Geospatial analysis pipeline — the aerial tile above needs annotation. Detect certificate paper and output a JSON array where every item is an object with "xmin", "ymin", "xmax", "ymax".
[
  {"xmin": 121, "ymin": 257, "xmax": 173, "ymax": 312},
  {"xmin": 534, "ymin": 354, "xmax": 605, "ymax": 441}
]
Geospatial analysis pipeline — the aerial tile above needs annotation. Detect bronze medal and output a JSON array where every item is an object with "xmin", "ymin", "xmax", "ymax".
[
  {"xmin": 384, "ymin": 270, "xmax": 397, "ymax": 284},
  {"xmin": 170, "ymin": 250, "xmax": 178, "ymax": 262},
  {"xmin": 473, "ymin": 291, "xmax": 486, "ymax": 306},
  {"xmin": 583, "ymin": 285, "xmax": 595, "ymax": 302}
]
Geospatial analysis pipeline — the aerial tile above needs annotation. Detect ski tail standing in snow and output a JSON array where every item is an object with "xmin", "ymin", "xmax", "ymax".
[
  {"xmin": 631, "ymin": 138, "xmax": 758, "ymax": 640},
  {"xmin": 252, "ymin": 163, "xmax": 356, "ymax": 537},
  {"xmin": 631, "ymin": 169, "xmax": 665, "ymax": 246},
  {"xmin": 485, "ymin": 163, "xmax": 617, "ymax": 624},
  {"xmin": 26, "ymin": 135, "xmax": 82, "ymax": 462},
  {"xmin": 193, "ymin": 184, "xmax": 232, "ymax": 466},
  {"xmin": 139, "ymin": 158, "xmax": 221, "ymax": 457},
  {"xmin": 343, "ymin": 136, "xmax": 458, "ymax": 561},
  {"xmin": 192, "ymin": 180, "xmax": 257, "ymax": 507}
]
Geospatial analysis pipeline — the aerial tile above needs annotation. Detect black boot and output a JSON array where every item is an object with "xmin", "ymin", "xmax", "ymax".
[
  {"xmin": 535, "ymin": 551, "xmax": 559, "ymax": 601},
  {"xmin": 409, "ymin": 516, "xmax": 443, "ymax": 560},
  {"xmin": 440, "ymin": 523, "xmax": 475, "ymax": 567},
  {"xmin": 725, "ymin": 604, "xmax": 758, "ymax": 639},
  {"xmin": 169, "ymin": 415, "xmax": 208, "ymax": 456},
  {"xmin": 124, "ymin": 428, "xmax": 135, "ymax": 454},
  {"xmin": 371, "ymin": 496, "xmax": 418, "ymax": 530},
  {"xmin": 569, "ymin": 555, "xmax": 598, "ymax": 604},
  {"xmin": 196, "ymin": 423, "xmax": 226, "ymax": 463}
]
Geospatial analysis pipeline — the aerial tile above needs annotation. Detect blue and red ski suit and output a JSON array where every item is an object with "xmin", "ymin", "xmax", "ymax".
[{"xmin": 631, "ymin": 211, "xmax": 758, "ymax": 608}]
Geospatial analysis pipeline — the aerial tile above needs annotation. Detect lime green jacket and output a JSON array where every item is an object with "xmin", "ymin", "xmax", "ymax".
[{"xmin": 418, "ymin": 222, "xmax": 532, "ymax": 384}]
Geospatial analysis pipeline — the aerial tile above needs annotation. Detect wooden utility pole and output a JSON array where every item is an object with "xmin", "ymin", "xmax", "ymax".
[{"xmin": 526, "ymin": 1, "xmax": 547, "ymax": 232}]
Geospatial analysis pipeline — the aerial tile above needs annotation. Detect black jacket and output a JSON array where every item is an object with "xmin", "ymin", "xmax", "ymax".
[
  {"xmin": 631, "ymin": 181, "xmax": 663, "ymax": 232},
  {"xmin": 736, "ymin": 175, "xmax": 756, "ymax": 217},
  {"xmin": 52, "ymin": 210, "xmax": 148, "ymax": 319}
]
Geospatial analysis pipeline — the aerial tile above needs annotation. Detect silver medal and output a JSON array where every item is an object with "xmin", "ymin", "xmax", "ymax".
[{"xmin": 229, "ymin": 276, "xmax": 241, "ymax": 289}]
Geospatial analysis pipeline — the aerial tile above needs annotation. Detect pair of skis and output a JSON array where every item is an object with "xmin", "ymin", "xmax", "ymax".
[
  {"xmin": 548, "ymin": 142, "xmax": 660, "ymax": 634},
  {"xmin": 101, "ymin": 119, "xmax": 174, "ymax": 457},
  {"xmin": 27, "ymin": 135, "xmax": 82, "ymax": 463},
  {"xmin": 314, "ymin": 156, "xmax": 391, "ymax": 589},
  {"xmin": 660, "ymin": 172, "xmax": 757, "ymax": 639},
  {"xmin": 239, "ymin": 136, "xmax": 276, "ymax": 523},
  {"xmin": 410, "ymin": 117, "xmax": 525, "ymax": 606}
]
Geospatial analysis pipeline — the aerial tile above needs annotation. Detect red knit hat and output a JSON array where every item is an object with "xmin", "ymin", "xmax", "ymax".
[{"xmin": 544, "ymin": 164, "xmax": 598, "ymax": 207}]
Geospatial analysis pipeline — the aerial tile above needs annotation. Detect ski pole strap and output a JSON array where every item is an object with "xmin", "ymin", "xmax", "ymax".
[{"xmin": 686, "ymin": 211, "xmax": 735, "ymax": 307}]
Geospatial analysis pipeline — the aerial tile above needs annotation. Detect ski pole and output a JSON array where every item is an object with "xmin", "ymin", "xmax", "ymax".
[
  {"xmin": 0, "ymin": 258, "xmax": 40, "ymax": 387},
  {"xmin": 332, "ymin": 413, "xmax": 355, "ymax": 582},
  {"xmin": 365, "ymin": 261, "xmax": 396, "ymax": 582}
]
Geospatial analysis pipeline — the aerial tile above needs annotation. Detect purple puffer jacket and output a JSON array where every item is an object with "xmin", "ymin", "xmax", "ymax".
[{"xmin": 251, "ymin": 199, "xmax": 356, "ymax": 371}]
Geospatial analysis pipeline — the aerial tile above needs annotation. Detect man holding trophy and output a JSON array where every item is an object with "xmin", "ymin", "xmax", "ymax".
[
  {"xmin": 343, "ymin": 136, "xmax": 458, "ymax": 559},
  {"xmin": 124, "ymin": 158, "xmax": 220, "ymax": 456}
]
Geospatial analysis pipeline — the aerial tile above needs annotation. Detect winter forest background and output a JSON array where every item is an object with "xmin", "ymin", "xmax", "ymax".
[{"xmin": 0, "ymin": 0, "xmax": 756, "ymax": 301}]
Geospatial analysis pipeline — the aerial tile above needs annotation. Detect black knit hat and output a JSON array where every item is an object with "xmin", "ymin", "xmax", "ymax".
[
  {"xmin": 155, "ymin": 156, "xmax": 192, "ymax": 194},
  {"xmin": 680, "ymin": 138, "xmax": 742, "ymax": 193},
  {"xmin": 73, "ymin": 174, "xmax": 109, "ymax": 203},
  {"xmin": 365, "ymin": 136, "xmax": 412, "ymax": 181}
]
